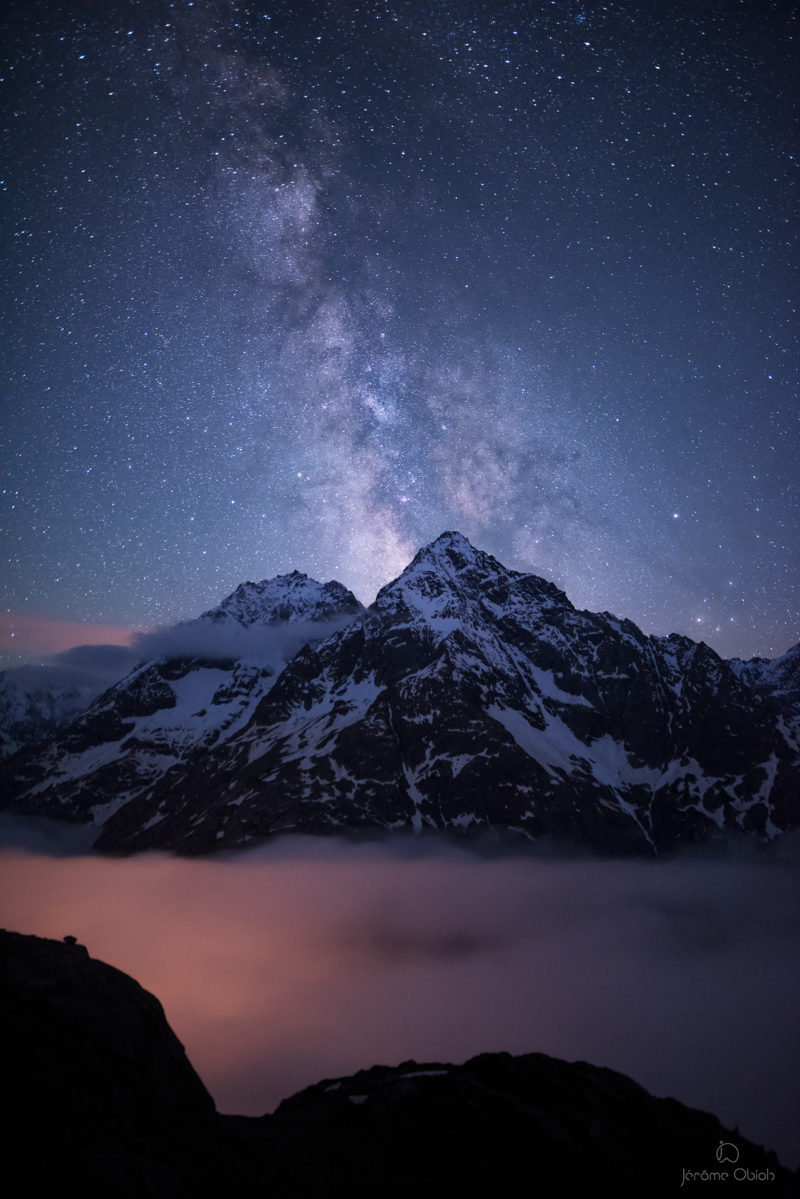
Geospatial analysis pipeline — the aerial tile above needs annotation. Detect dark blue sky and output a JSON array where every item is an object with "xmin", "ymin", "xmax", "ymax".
[{"xmin": 2, "ymin": 0, "xmax": 798, "ymax": 662}]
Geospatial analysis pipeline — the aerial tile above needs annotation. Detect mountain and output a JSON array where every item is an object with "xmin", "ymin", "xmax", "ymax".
[
  {"xmin": 4, "ymin": 930, "xmax": 795, "ymax": 1197},
  {"xmin": 1, "ymin": 573, "xmax": 363, "ymax": 836},
  {"xmin": 0, "ymin": 576, "xmax": 365, "ymax": 765},
  {"xmin": 199, "ymin": 571, "xmax": 364, "ymax": 628},
  {"xmin": 0, "ymin": 645, "xmax": 144, "ymax": 762},
  {"xmin": 729, "ymin": 642, "xmax": 800, "ymax": 720},
  {"xmin": 0, "ymin": 667, "xmax": 93, "ymax": 759},
  {"xmin": 2, "ymin": 534, "xmax": 797, "ymax": 855}
]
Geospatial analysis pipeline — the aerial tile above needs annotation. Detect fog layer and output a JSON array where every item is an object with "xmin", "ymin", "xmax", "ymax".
[{"xmin": 1, "ymin": 838, "xmax": 797, "ymax": 1167}]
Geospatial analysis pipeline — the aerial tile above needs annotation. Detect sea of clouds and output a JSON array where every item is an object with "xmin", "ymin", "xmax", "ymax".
[{"xmin": 0, "ymin": 832, "xmax": 797, "ymax": 1168}]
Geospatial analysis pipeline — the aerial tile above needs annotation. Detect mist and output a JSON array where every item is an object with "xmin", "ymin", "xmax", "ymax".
[
  {"xmin": 1, "ymin": 837, "xmax": 797, "ymax": 1168},
  {"xmin": 129, "ymin": 614, "xmax": 357, "ymax": 668},
  {"xmin": 0, "ymin": 614, "xmax": 359, "ymax": 710},
  {"xmin": 0, "ymin": 645, "xmax": 140, "ymax": 707}
]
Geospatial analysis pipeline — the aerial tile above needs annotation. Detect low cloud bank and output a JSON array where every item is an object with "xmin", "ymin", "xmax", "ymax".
[
  {"xmin": 129, "ymin": 614, "xmax": 356, "ymax": 670},
  {"xmin": 2, "ymin": 645, "xmax": 140, "ymax": 700},
  {"xmin": 0, "ymin": 838, "xmax": 797, "ymax": 1168},
  {"xmin": 1, "ymin": 614, "xmax": 357, "ymax": 708}
]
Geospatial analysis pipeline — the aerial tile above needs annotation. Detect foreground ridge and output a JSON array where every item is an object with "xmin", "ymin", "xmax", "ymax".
[
  {"xmin": 2, "ymin": 930, "xmax": 795, "ymax": 1198},
  {"xmin": 2, "ymin": 533, "xmax": 798, "ymax": 855}
]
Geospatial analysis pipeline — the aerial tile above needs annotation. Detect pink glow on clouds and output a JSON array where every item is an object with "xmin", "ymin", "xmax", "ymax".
[
  {"xmin": 0, "ymin": 612, "xmax": 141, "ymax": 656},
  {"xmin": 0, "ymin": 839, "xmax": 797, "ymax": 1167}
]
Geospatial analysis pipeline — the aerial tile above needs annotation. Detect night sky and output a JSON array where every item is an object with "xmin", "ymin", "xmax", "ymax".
[{"xmin": 3, "ymin": 0, "xmax": 798, "ymax": 665}]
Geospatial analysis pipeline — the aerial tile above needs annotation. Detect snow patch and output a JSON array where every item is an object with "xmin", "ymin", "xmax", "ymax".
[{"xmin": 400, "ymin": 1069, "xmax": 450, "ymax": 1079}]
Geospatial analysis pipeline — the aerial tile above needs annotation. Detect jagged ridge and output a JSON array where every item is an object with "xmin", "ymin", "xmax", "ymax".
[
  {"xmin": 1, "ymin": 572, "xmax": 364, "ymax": 830},
  {"xmin": 2, "ymin": 533, "xmax": 798, "ymax": 854}
]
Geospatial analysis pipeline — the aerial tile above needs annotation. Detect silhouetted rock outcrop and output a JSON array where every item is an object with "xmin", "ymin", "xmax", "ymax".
[
  {"xmin": 0, "ymin": 929, "xmax": 237, "ymax": 1196},
  {"xmin": 1, "ymin": 930, "xmax": 796, "ymax": 1197}
]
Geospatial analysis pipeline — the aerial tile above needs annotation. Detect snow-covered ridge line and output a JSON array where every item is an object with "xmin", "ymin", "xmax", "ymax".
[{"xmin": 2, "ymin": 532, "xmax": 797, "ymax": 856}]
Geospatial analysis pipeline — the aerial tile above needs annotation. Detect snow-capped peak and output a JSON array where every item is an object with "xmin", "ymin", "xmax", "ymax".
[
  {"xmin": 406, "ymin": 530, "xmax": 491, "ymax": 572},
  {"xmin": 4, "ymin": 534, "xmax": 798, "ymax": 858},
  {"xmin": 372, "ymin": 531, "xmax": 571, "ymax": 630},
  {"xmin": 199, "ymin": 572, "xmax": 363, "ymax": 629},
  {"xmin": 728, "ymin": 642, "xmax": 800, "ymax": 708}
]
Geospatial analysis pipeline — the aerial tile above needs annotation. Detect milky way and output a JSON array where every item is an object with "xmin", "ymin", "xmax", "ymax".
[{"xmin": 2, "ymin": 0, "xmax": 797, "ymax": 660}]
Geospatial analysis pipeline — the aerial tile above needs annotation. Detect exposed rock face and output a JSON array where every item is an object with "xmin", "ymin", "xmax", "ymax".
[
  {"xmin": 3, "ymin": 534, "xmax": 798, "ymax": 855},
  {"xmin": 200, "ymin": 571, "xmax": 363, "ymax": 628},
  {"xmin": 2, "ymin": 573, "xmax": 364, "ymax": 836},
  {"xmin": 93, "ymin": 534, "xmax": 800, "ymax": 854},
  {"xmin": 255, "ymin": 1054, "xmax": 796, "ymax": 1198},
  {"xmin": 729, "ymin": 642, "xmax": 800, "ymax": 722},
  {"xmin": 0, "ymin": 929, "xmax": 228, "ymax": 1197},
  {"xmin": 2, "ymin": 930, "xmax": 795, "ymax": 1197},
  {"xmin": 0, "ymin": 669, "xmax": 92, "ymax": 759}
]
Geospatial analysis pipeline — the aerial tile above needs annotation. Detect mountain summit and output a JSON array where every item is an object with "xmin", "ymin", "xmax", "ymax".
[
  {"xmin": 1, "ymin": 572, "xmax": 364, "ymax": 834},
  {"xmin": 2, "ymin": 534, "xmax": 797, "ymax": 855},
  {"xmin": 199, "ymin": 571, "xmax": 363, "ymax": 628}
]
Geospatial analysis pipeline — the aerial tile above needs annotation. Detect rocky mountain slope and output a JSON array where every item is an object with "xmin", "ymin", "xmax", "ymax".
[
  {"xmin": 2, "ymin": 533, "xmax": 797, "ymax": 855},
  {"xmin": 3, "ymin": 930, "xmax": 794, "ymax": 1197},
  {"xmin": 1, "ymin": 573, "xmax": 362, "ymax": 836},
  {"xmin": 729, "ymin": 642, "xmax": 800, "ymax": 721},
  {"xmin": 0, "ymin": 667, "xmax": 97, "ymax": 759},
  {"xmin": 0, "ymin": 576, "xmax": 365, "ymax": 765}
]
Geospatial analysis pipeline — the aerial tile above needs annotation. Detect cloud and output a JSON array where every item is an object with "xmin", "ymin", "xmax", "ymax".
[
  {"xmin": 0, "ymin": 646, "xmax": 141, "ymax": 711},
  {"xmin": 130, "ymin": 614, "xmax": 358, "ymax": 670},
  {"xmin": 0, "ymin": 613, "xmax": 140, "ymax": 659},
  {"xmin": 48, "ymin": 643, "xmax": 141, "ymax": 681},
  {"xmin": 0, "ymin": 840, "xmax": 796, "ymax": 1168},
  {"xmin": 0, "ymin": 614, "xmax": 360, "ymax": 714}
]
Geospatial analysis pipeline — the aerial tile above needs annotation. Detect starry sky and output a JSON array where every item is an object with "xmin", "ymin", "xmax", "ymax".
[{"xmin": 2, "ymin": 0, "xmax": 798, "ymax": 665}]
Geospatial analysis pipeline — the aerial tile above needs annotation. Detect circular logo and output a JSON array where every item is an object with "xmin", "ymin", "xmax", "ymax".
[{"xmin": 716, "ymin": 1141, "xmax": 740, "ymax": 1164}]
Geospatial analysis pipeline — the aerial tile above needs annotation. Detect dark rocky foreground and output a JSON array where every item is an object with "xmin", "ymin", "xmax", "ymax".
[{"xmin": 1, "ymin": 929, "xmax": 796, "ymax": 1197}]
